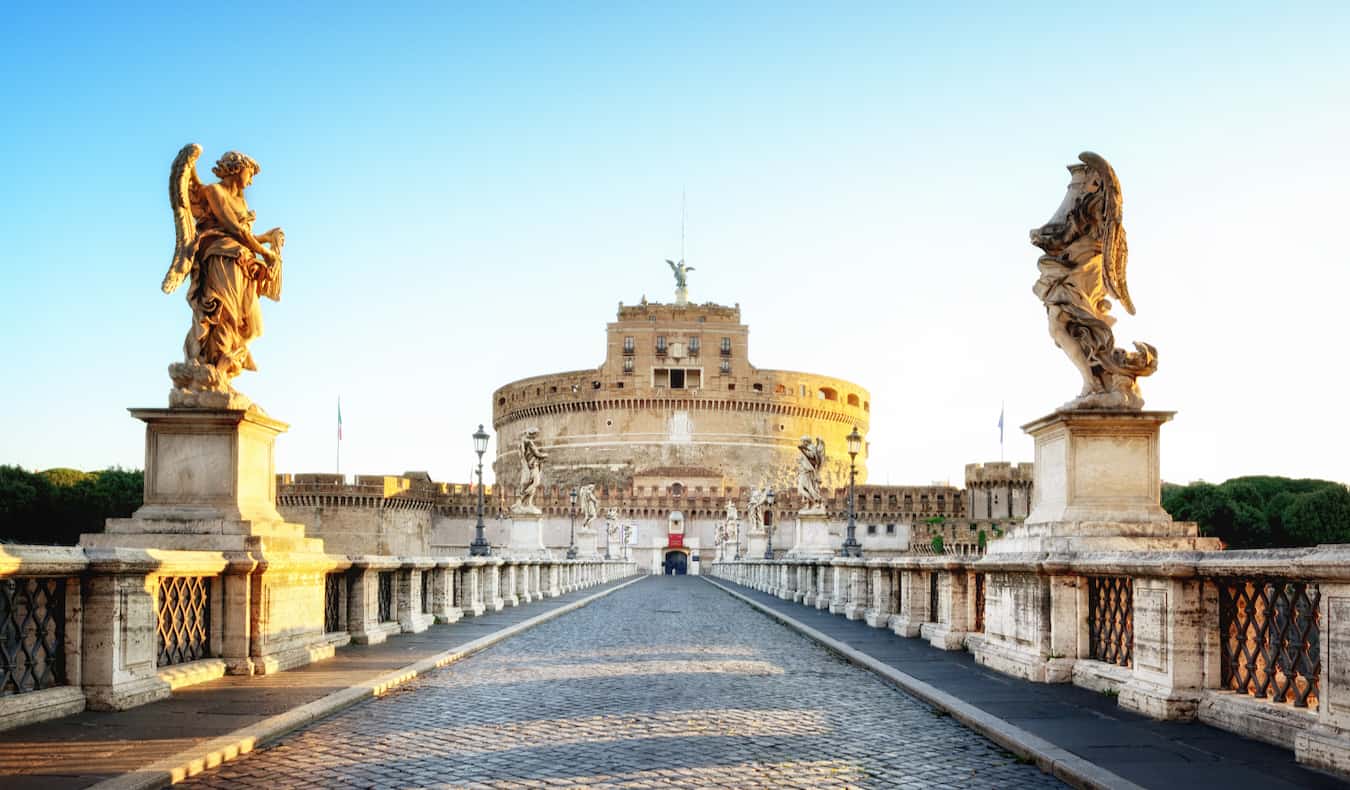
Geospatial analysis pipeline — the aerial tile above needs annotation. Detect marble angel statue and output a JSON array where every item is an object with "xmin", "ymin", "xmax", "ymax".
[
  {"xmin": 796, "ymin": 436, "xmax": 826, "ymax": 512},
  {"xmin": 1031, "ymin": 152, "xmax": 1157, "ymax": 410},
  {"xmin": 578, "ymin": 484, "xmax": 599, "ymax": 531},
  {"xmin": 512, "ymin": 428, "xmax": 548, "ymax": 513},
  {"xmin": 162, "ymin": 144, "xmax": 285, "ymax": 410}
]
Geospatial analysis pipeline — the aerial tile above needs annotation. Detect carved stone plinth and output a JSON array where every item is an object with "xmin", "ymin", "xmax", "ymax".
[
  {"xmin": 972, "ymin": 409, "xmax": 1219, "ymax": 684},
  {"xmin": 574, "ymin": 527, "xmax": 600, "ymax": 559},
  {"xmin": 507, "ymin": 512, "xmax": 548, "ymax": 558},
  {"xmin": 746, "ymin": 529, "xmax": 768, "ymax": 559},
  {"xmin": 82, "ymin": 407, "xmax": 339, "ymax": 676},
  {"xmin": 788, "ymin": 513, "xmax": 835, "ymax": 558}
]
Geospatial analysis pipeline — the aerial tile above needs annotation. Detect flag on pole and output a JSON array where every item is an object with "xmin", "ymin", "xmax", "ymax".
[
  {"xmin": 997, "ymin": 403, "xmax": 1004, "ymax": 447},
  {"xmin": 337, "ymin": 398, "xmax": 343, "ymax": 441}
]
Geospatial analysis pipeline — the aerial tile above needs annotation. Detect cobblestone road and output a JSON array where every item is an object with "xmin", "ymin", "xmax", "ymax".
[{"xmin": 179, "ymin": 577, "xmax": 1061, "ymax": 789}]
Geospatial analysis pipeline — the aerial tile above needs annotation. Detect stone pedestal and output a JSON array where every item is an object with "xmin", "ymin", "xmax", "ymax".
[
  {"xmin": 508, "ymin": 512, "xmax": 548, "ymax": 557},
  {"xmin": 788, "ymin": 513, "xmax": 835, "ymax": 558},
  {"xmin": 972, "ymin": 409, "xmax": 1220, "ymax": 684},
  {"xmin": 746, "ymin": 529, "xmax": 768, "ymax": 560},
  {"xmin": 575, "ymin": 527, "xmax": 600, "ymax": 559},
  {"xmin": 83, "ymin": 408, "xmax": 339, "ymax": 676}
]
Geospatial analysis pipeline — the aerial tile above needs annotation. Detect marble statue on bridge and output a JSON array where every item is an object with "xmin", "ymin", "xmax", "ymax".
[
  {"xmin": 1031, "ymin": 151, "xmax": 1157, "ymax": 410},
  {"xmin": 797, "ymin": 436, "xmax": 826, "ymax": 514},
  {"xmin": 512, "ymin": 428, "xmax": 548, "ymax": 514},
  {"xmin": 162, "ymin": 144, "xmax": 286, "ymax": 410}
]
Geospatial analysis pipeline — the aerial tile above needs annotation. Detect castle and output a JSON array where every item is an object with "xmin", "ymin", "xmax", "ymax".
[{"xmin": 277, "ymin": 283, "xmax": 1031, "ymax": 572}]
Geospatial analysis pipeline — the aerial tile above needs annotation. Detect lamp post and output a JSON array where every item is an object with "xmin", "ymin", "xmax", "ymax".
[
  {"xmin": 842, "ymin": 425, "xmax": 863, "ymax": 558},
  {"xmin": 469, "ymin": 424, "xmax": 491, "ymax": 556},
  {"xmin": 763, "ymin": 489, "xmax": 776, "ymax": 559},
  {"xmin": 604, "ymin": 513, "xmax": 613, "ymax": 560},
  {"xmin": 566, "ymin": 487, "xmax": 579, "ymax": 559}
]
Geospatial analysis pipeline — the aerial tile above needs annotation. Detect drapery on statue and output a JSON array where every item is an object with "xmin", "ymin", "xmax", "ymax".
[
  {"xmin": 725, "ymin": 499, "xmax": 738, "ymax": 523},
  {"xmin": 578, "ymin": 484, "xmax": 599, "ymax": 531},
  {"xmin": 605, "ymin": 508, "xmax": 620, "ymax": 537},
  {"xmin": 665, "ymin": 258, "xmax": 694, "ymax": 288},
  {"xmin": 797, "ymin": 436, "xmax": 826, "ymax": 512},
  {"xmin": 1031, "ymin": 152, "xmax": 1157, "ymax": 410},
  {"xmin": 512, "ymin": 428, "xmax": 548, "ymax": 513},
  {"xmin": 162, "ymin": 144, "xmax": 286, "ymax": 410},
  {"xmin": 745, "ymin": 487, "xmax": 766, "ymax": 532}
]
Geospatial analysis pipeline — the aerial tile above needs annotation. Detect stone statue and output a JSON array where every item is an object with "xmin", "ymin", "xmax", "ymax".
[
  {"xmin": 797, "ymin": 436, "xmax": 826, "ymax": 512},
  {"xmin": 162, "ymin": 144, "xmax": 286, "ymax": 411},
  {"xmin": 605, "ymin": 508, "xmax": 620, "ymax": 536},
  {"xmin": 1031, "ymin": 152, "xmax": 1157, "ymax": 410},
  {"xmin": 578, "ymin": 483, "xmax": 599, "ymax": 531},
  {"xmin": 665, "ymin": 258, "xmax": 694, "ymax": 288},
  {"xmin": 512, "ymin": 428, "xmax": 548, "ymax": 513},
  {"xmin": 745, "ymin": 487, "xmax": 766, "ymax": 533},
  {"xmin": 725, "ymin": 499, "xmax": 738, "ymax": 523}
]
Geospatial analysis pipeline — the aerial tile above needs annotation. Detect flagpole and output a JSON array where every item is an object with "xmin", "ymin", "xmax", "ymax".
[
  {"xmin": 1000, "ymin": 400, "xmax": 1005, "ymax": 462},
  {"xmin": 336, "ymin": 396, "xmax": 342, "ymax": 476}
]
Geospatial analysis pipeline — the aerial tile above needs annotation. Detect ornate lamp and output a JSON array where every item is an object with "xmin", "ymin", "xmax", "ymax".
[
  {"xmin": 566, "ymin": 487, "xmax": 579, "ymax": 559},
  {"xmin": 842, "ymin": 425, "xmax": 863, "ymax": 557},
  {"xmin": 469, "ymin": 424, "xmax": 492, "ymax": 556},
  {"xmin": 763, "ymin": 489, "xmax": 776, "ymax": 559}
]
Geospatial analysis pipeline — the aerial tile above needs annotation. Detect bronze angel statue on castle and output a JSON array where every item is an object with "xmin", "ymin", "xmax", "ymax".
[
  {"xmin": 161, "ymin": 144, "xmax": 285, "ymax": 410},
  {"xmin": 1031, "ymin": 152, "xmax": 1156, "ymax": 410}
]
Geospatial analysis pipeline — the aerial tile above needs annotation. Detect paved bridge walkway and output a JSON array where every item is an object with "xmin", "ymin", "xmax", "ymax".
[
  {"xmin": 174, "ymin": 576, "xmax": 1055, "ymax": 789},
  {"xmin": 2, "ymin": 576, "xmax": 1342, "ymax": 789},
  {"xmin": 709, "ymin": 576, "xmax": 1343, "ymax": 790}
]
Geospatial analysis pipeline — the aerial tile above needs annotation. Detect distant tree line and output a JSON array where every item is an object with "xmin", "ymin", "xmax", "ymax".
[
  {"xmin": 1162, "ymin": 476, "xmax": 1350, "ymax": 549},
  {"xmin": 0, "ymin": 465, "xmax": 142, "ymax": 546}
]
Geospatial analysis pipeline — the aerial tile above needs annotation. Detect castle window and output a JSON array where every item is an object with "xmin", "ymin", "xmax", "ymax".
[
  {"xmin": 847, "ymin": 393, "xmax": 860, "ymax": 407},
  {"xmin": 689, "ymin": 337, "xmax": 700, "ymax": 355},
  {"xmin": 752, "ymin": 383, "xmax": 763, "ymax": 392},
  {"xmin": 720, "ymin": 359, "xmax": 731, "ymax": 374},
  {"xmin": 720, "ymin": 337, "xmax": 732, "ymax": 355},
  {"xmin": 886, "ymin": 524, "xmax": 896, "ymax": 535},
  {"xmin": 669, "ymin": 369, "xmax": 686, "ymax": 389},
  {"xmin": 550, "ymin": 386, "xmax": 557, "ymax": 393},
  {"xmin": 818, "ymin": 387, "xmax": 838, "ymax": 401},
  {"xmin": 867, "ymin": 524, "xmax": 877, "ymax": 536},
  {"xmin": 623, "ymin": 357, "xmax": 634, "ymax": 373},
  {"xmin": 763, "ymin": 510, "xmax": 773, "ymax": 526},
  {"xmin": 671, "ymin": 483, "xmax": 684, "ymax": 497},
  {"xmin": 656, "ymin": 336, "xmax": 667, "ymax": 355},
  {"xmin": 497, "ymin": 397, "xmax": 505, "ymax": 406},
  {"xmin": 727, "ymin": 383, "xmax": 735, "ymax": 391},
  {"xmin": 623, "ymin": 336, "xmax": 634, "ymax": 353}
]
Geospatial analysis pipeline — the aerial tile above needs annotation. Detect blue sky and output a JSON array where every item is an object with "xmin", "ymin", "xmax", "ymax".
[{"xmin": 3, "ymin": 2, "xmax": 1348, "ymax": 486}]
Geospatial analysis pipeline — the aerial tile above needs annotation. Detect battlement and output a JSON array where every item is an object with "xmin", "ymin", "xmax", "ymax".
[
  {"xmin": 615, "ymin": 301, "xmax": 741, "ymax": 323},
  {"xmin": 964, "ymin": 461, "xmax": 1035, "ymax": 485}
]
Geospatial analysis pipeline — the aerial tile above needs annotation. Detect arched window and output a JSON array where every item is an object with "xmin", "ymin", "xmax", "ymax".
[
  {"xmin": 818, "ymin": 387, "xmax": 838, "ymax": 401},
  {"xmin": 846, "ymin": 393, "xmax": 860, "ymax": 407},
  {"xmin": 671, "ymin": 483, "xmax": 684, "ymax": 497}
]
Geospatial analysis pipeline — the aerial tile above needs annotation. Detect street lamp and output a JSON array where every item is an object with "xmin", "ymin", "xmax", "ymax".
[
  {"xmin": 763, "ymin": 489, "xmax": 776, "ymax": 559},
  {"xmin": 566, "ymin": 487, "xmax": 579, "ymax": 559},
  {"xmin": 842, "ymin": 425, "xmax": 863, "ymax": 558},
  {"xmin": 469, "ymin": 424, "xmax": 491, "ymax": 556}
]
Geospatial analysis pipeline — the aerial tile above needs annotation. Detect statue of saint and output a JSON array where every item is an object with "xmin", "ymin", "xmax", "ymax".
[
  {"xmin": 725, "ymin": 499, "xmax": 738, "ymax": 523},
  {"xmin": 797, "ymin": 436, "xmax": 826, "ymax": 512},
  {"xmin": 745, "ymin": 487, "xmax": 765, "ymax": 533},
  {"xmin": 605, "ymin": 508, "xmax": 620, "ymax": 537},
  {"xmin": 578, "ymin": 483, "xmax": 599, "ymax": 531},
  {"xmin": 665, "ymin": 258, "xmax": 695, "ymax": 289},
  {"xmin": 512, "ymin": 428, "xmax": 548, "ymax": 513},
  {"xmin": 162, "ymin": 144, "xmax": 285, "ymax": 410},
  {"xmin": 1031, "ymin": 152, "xmax": 1157, "ymax": 410}
]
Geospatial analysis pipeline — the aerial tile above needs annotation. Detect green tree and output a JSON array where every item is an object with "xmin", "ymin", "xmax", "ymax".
[
  {"xmin": 1280, "ymin": 487, "xmax": 1350, "ymax": 546},
  {"xmin": 0, "ymin": 465, "xmax": 142, "ymax": 545},
  {"xmin": 1162, "ymin": 476, "xmax": 1350, "ymax": 549}
]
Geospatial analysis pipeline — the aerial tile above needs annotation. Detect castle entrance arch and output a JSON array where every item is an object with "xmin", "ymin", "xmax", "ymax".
[{"xmin": 663, "ymin": 549, "xmax": 688, "ymax": 575}]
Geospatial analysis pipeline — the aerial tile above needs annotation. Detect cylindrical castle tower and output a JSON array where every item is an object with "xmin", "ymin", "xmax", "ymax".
[{"xmin": 491, "ymin": 299, "xmax": 870, "ymax": 496}]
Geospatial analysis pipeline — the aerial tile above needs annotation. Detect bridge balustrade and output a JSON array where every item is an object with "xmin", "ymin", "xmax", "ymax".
[{"xmin": 0, "ymin": 544, "xmax": 636, "ymax": 730}]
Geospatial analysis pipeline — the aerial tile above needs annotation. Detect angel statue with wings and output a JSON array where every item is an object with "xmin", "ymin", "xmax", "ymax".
[
  {"xmin": 161, "ymin": 144, "xmax": 285, "ymax": 410},
  {"xmin": 665, "ymin": 258, "xmax": 694, "ymax": 289},
  {"xmin": 796, "ymin": 437, "xmax": 826, "ymax": 513},
  {"xmin": 1031, "ymin": 152, "xmax": 1157, "ymax": 410}
]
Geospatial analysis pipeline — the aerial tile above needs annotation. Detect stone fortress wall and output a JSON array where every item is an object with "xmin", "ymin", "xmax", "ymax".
[
  {"xmin": 277, "ymin": 461, "xmax": 1032, "ymax": 568},
  {"xmin": 277, "ymin": 295, "xmax": 1032, "ymax": 565},
  {"xmin": 491, "ymin": 301, "xmax": 871, "ymax": 496}
]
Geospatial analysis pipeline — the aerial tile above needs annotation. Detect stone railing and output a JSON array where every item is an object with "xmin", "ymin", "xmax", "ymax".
[
  {"xmin": 0, "ymin": 545, "xmax": 637, "ymax": 731},
  {"xmin": 710, "ymin": 546, "xmax": 1350, "ymax": 775}
]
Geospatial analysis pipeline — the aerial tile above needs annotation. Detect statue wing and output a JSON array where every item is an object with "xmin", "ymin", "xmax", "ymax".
[
  {"xmin": 1079, "ymin": 151, "xmax": 1133, "ymax": 315},
  {"xmin": 162, "ymin": 144, "xmax": 204, "ymax": 294}
]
